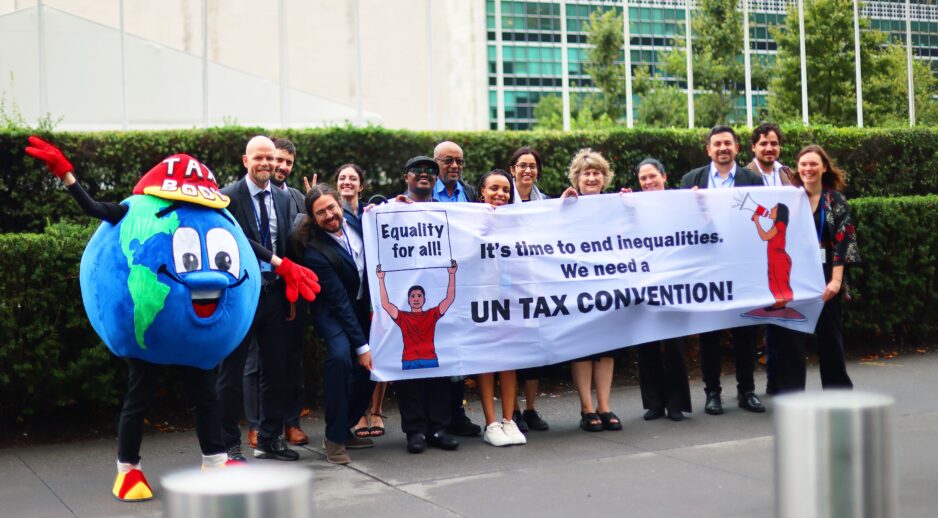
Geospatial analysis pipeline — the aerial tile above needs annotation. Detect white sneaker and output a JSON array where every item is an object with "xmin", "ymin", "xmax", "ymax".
[
  {"xmin": 501, "ymin": 418, "xmax": 527, "ymax": 445},
  {"xmin": 483, "ymin": 422, "xmax": 512, "ymax": 447}
]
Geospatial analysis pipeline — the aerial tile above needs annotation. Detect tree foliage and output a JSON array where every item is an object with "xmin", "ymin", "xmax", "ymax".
[
  {"xmin": 863, "ymin": 45, "xmax": 938, "ymax": 126},
  {"xmin": 658, "ymin": 0, "xmax": 768, "ymax": 127},
  {"xmin": 584, "ymin": 9, "xmax": 626, "ymax": 121},
  {"xmin": 534, "ymin": 8, "xmax": 624, "ymax": 129},
  {"xmin": 632, "ymin": 66, "xmax": 689, "ymax": 128},
  {"xmin": 768, "ymin": 0, "xmax": 938, "ymax": 126},
  {"xmin": 769, "ymin": 0, "xmax": 886, "ymax": 125}
]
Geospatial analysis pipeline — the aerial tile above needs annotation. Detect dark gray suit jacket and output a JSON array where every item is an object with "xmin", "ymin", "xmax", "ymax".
[
  {"xmin": 680, "ymin": 164, "xmax": 765, "ymax": 189},
  {"xmin": 222, "ymin": 177, "xmax": 296, "ymax": 260}
]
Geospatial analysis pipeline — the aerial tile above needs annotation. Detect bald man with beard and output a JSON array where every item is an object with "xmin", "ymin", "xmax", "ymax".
[{"xmin": 216, "ymin": 136, "xmax": 302, "ymax": 462}]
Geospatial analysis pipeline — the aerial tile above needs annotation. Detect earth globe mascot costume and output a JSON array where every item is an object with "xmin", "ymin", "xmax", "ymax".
[{"xmin": 25, "ymin": 136, "xmax": 320, "ymax": 502}]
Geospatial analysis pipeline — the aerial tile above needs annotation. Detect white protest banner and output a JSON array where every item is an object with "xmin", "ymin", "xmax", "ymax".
[{"xmin": 363, "ymin": 187, "xmax": 825, "ymax": 382}]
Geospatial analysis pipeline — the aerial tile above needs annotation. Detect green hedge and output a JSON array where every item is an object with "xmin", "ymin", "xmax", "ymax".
[
  {"xmin": 847, "ymin": 195, "xmax": 938, "ymax": 341},
  {"xmin": 1, "ymin": 195, "xmax": 936, "ymax": 423},
  {"xmin": 3, "ymin": 126, "xmax": 938, "ymax": 233}
]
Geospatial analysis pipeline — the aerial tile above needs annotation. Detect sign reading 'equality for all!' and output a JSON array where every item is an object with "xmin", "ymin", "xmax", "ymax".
[{"xmin": 362, "ymin": 187, "xmax": 826, "ymax": 382}]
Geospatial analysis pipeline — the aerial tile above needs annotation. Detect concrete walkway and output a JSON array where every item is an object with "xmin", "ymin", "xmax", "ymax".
[{"xmin": 2, "ymin": 353, "xmax": 937, "ymax": 517}]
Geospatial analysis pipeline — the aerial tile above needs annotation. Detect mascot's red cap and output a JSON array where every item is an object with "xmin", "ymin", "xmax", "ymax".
[{"xmin": 132, "ymin": 154, "xmax": 230, "ymax": 209}]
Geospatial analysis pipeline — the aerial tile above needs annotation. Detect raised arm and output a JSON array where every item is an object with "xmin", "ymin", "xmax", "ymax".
[
  {"xmin": 376, "ymin": 264, "xmax": 399, "ymax": 320},
  {"xmin": 438, "ymin": 260, "xmax": 458, "ymax": 315},
  {"xmin": 27, "ymin": 136, "xmax": 128, "ymax": 224},
  {"xmin": 752, "ymin": 211, "xmax": 777, "ymax": 241}
]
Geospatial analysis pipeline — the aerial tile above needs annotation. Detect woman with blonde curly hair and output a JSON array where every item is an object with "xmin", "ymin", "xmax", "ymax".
[{"xmin": 560, "ymin": 148, "xmax": 621, "ymax": 432}]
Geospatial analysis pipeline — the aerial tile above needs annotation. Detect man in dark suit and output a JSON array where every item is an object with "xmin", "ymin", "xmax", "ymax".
[
  {"xmin": 681, "ymin": 126, "xmax": 766, "ymax": 416},
  {"xmin": 217, "ymin": 135, "xmax": 303, "ymax": 462},
  {"xmin": 298, "ymin": 185, "xmax": 374, "ymax": 464},
  {"xmin": 243, "ymin": 137, "xmax": 311, "ymax": 449}
]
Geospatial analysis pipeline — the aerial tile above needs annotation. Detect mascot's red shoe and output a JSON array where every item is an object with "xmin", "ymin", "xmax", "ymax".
[{"xmin": 112, "ymin": 468, "xmax": 153, "ymax": 502}]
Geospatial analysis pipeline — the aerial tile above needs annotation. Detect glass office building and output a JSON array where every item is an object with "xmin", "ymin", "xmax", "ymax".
[{"xmin": 486, "ymin": 0, "xmax": 938, "ymax": 129}]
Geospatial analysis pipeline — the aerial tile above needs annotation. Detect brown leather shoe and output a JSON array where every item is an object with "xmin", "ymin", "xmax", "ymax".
[
  {"xmin": 285, "ymin": 426, "xmax": 309, "ymax": 446},
  {"xmin": 323, "ymin": 438, "xmax": 351, "ymax": 465},
  {"xmin": 247, "ymin": 429, "xmax": 258, "ymax": 449}
]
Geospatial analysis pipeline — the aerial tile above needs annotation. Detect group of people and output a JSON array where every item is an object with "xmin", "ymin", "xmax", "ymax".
[
  {"xmin": 34, "ymin": 122, "xmax": 860, "ymax": 499},
  {"xmin": 292, "ymin": 122, "xmax": 860, "ymax": 462}
]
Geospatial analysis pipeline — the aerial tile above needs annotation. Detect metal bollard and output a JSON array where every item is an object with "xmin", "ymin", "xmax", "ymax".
[
  {"xmin": 162, "ymin": 465, "xmax": 315, "ymax": 518},
  {"xmin": 775, "ymin": 390, "xmax": 896, "ymax": 518}
]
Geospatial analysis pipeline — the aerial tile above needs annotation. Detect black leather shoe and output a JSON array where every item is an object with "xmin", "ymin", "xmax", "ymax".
[
  {"xmin": 666, "ymin": 408, "xmax": 684, "ymax": 422},
  {"xmin": 704, "ymin": 391, "xmax": 724, "ymax": 415},
  {"xmin": 522, "ymin": 409, "xmax": 550, "ymax": 431},
  {"xmin": 738, "ymin": 391, "xmax": 766, "ymax": 413},
  {"xmin": 447, "ymin": 414, "xmax": 481, "ymax": 436},
  {"xmin": 253, "ymin": 438, "xmax": 299, "ymax": 461},
  {"xmin": 406, "ymin": 433, "xmax": 426, "ymax": 454},
  {"xmin": 643, "ymin": 408, "xmax": 665, "ymax": 421},
  {"xmin": 427, "ymin": 430, "xmax": 459, "ymax": 451},
  {"xmin": 511, "ymin": 410, "xmax": 529, "ymax": 433}
]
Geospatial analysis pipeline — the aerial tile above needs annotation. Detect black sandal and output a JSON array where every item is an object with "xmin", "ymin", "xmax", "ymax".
[
  {"xmin": 599, "ymin": 411, "xmax": 622, "ymax": 431},
  {"xmin": 369, "ymin": 413, "xmax": 386, "ymax": 437},
  {"xmin": 580, "ymin": 412, "xmax": 603, "ymax": 432}
]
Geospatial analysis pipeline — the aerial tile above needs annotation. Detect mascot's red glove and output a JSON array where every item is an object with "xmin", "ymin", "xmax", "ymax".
[
  {"xmin": 276, "ymin": 257, "xmax": 321, "ymax": 303},
  {"xmin": 25, "ymin": 135, "xmax": 74, "ymax": 179}
]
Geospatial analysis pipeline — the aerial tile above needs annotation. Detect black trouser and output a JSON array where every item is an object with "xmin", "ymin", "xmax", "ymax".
[
  {"xmin": 814, "ymin": 292, "xmax": 853, "ymax": 388},
  {"xmin": 244, "ymin": 300, "xmax": 307, "ymax": 429},
  {"xmin": 450, "ymin": 376, "xmax": 468, "ymax": 420},
  {"xmin": 397, "ymin": 376, "xmax": 453, "ymax": 435},
  {"xmin": 637, "ymin": 338, "xmax": 692, "ymax": 413},
  {"xmin": 217, "ymin": 283, "xmax": 291, "ymax": 446},
  {"xmin": 764, "ymin": 325, "xmax": 779, "ymax": 390},
  {"xmin": 771, "ymin": 326, "xmax": 807, "ymax": 393},
  {"xmin": 117, "ymin": 358, "xmax": 224, "ymax": 464},
  {"xmin": 700, "ymin": 326, "xmax": 757, "ymax": 394},
  {"xmin": 323, "ymin": 331, "xmax": 373, "ymax": 443},
  {"xmin": 774, "ymin": 296, "xmax": 852, "ymax": 392}
]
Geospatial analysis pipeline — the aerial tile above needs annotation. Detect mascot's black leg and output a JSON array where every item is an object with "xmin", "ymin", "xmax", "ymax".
[
  {"xmin": 117, "ymin": 358, "xmax": 159, "ymax": 464},
  {"xmin": 181, "ymin": 366, "xmax": 226, "ymax": 457}
]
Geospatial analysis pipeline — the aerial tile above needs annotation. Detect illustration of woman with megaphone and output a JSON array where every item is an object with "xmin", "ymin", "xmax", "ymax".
[{"xmin": 734, "ymin": 193, "xmax": 804, "ymax": 321}]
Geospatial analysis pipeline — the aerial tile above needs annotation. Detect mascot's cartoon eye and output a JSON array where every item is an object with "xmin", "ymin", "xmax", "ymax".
[
  {"xmin": 206, "ymin": 228, "xmax": 240, "ymax": 275},
  {"xmin": 172, "ymin": 227, "xmax": 202, "ymax": 273},
  {"xmin": 182, "ymin": 253, "xmax": 200, "ymax": 271}
]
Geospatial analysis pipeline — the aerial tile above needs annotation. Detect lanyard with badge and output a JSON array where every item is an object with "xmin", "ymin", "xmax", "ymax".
[
  {"xmin": 251, "ymin": 193, "xmax": 274, "ymax": 272},
  {"xmin": 817, "ymin": 200, "xmax": 826, "ymax": 264}
]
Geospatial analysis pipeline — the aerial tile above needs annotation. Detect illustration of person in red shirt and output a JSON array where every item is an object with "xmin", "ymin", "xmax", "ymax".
[{"xmin": 377, "ymin": 260, "xmax": 457, "ymax": 370}]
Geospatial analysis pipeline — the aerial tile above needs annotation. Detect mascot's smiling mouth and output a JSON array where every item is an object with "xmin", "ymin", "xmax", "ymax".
[
  {"xmin": 158, "ymin": 265, "xmax": 250, "ymax": 320},
  {"xmin": 192, "ymin": 289, "xmax": 222, "ymax": 318}
]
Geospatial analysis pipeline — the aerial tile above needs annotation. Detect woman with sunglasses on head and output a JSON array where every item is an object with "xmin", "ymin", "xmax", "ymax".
[
  {"xmin": 473, "ymin": 169, "xmax": 527, "ymax": 446},
  {"xmin": 782, "ymin": 145, "xmax": 859, "ymax": 391},
  {"xmin": 559, "ymin": 149, "xmax": 622, "ymax": 433}
]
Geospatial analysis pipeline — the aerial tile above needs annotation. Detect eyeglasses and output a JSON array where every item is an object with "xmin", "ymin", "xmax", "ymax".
[
  {"xmin": 514, "ymin": 162, "xmax": 537, "ymax": 171},
  {"xmin": 407, "ymin": 167, "xmax": 437, "ymax": 175},
  {"xmin": 436, "ymin": 156, "xmax": 464, "ymax": 166}
]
